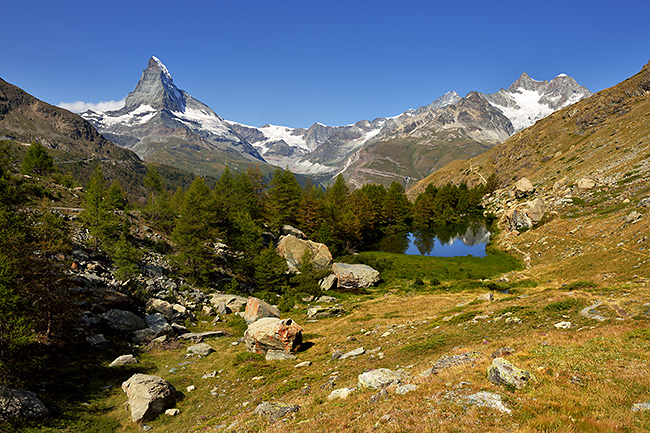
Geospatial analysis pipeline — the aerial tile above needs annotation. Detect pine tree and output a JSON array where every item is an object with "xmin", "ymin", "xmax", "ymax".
[
  {"xmin": 267, "ymin": 167, "xmax": 302, "ymax": 229},
  {"xmin": 171, "ymin": 177, "xmax": 216, "ymax": 285},
  {"xmin": 21, "ymin": 141, "xmax": 54, "ymax": 176}
]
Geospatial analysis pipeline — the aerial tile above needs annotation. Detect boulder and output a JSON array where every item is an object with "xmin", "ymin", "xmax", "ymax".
[
  {"xmin": 332, "ymin": 263, "xmax": 380, "ymax": 289},
  {"xmin": 421, "ymin": 351, "xmax": 483, "ymax": 376},
  {"xmin": 339, "ymin": 347, "xmax": 365, "ymax": 359},
  {"xmin": 514, "ymin": 177, "xmax": 535, "ymax": 198},
  {"xmin": 624, "ymin": 211, "xmax": 642, "ymax": 225},
  {"xmin": 210, "ymin": 294, "xmax": 248, "ymax": 312},
  {"xmin": 265, "ymin": 349, "xmax": 296, "ymax": 361},
  {"xmin": 177, "ymin": 331, "xmax": 228, "ymax": 343},
  {"xmin": 244, "ymin": 317, "xmax": 303, "ymax": 355},
  {"xmin": 466, "ymin": 391, "xmax": 511, "ymax": 414},
  {"xmin": 253, "ymin": 401, "xmax": 300, "ymax": 423},
  {"xmin": 121, "ymin": 374, "xmax": 177, "ymax": 423},
  {"xmin": 146, "ymin": 299, "xmax": 174, "ymax": 320},
  {"xmin": 577, "ymin": 178, "xmax": 596, "ymax": 190},
  {"xmin": 243, "ymin": 297, "xmax": 280, "ymax": 324},
  {"xmin": 100, "ymin": 309, "xmax": 147, "ymax": 333},
  {"xmin": 276, "ymin": 235, "xmax": 333, "ymax": 272},
  {"xmin": 487, "ymin": 358, "xmax": 536, "ymax": 390},
  {"xmin": 328, "ymin": 387, "xmax": 355, "ymax": 400},
  {"xmin": 0, "ymin": 386, "xmax": 49, "ymax": 422},
  {"xmin": 109, "ymin": 354, "xmax": 138, "ymax": 367},
  {"xmin": 504, "ymin": 198, "xmax": 547, "ymax": 231},
  {"xmin": 280, "ymin": 224, "xmax": 306, "ymax": 239},
  {"xmin": 319, "ymin": 274, "xmax": 337, "ymax": 291},
  {"xmin": 306, "ymin": 306, "xmax": 345, "ymax": 320},
  {"xmin": 187, "ymin": 343, "xmax": 214, "ymax": 356},
  {"xmin": 146, "ymin": 313, "xmax": 173, "ymax": 337},
  {"xmin": 358, "ymin": 368, "xmax": 406, "ymax": 389}
]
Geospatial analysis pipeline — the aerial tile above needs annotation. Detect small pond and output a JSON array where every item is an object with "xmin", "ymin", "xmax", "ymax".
[{"xmin": 368, "ymin": 219, "xmax": 491, "ymax": 258}]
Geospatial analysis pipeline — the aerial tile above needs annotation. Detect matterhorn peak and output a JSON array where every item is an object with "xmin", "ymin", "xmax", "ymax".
[{"xmin": 148, "ymin": 56, "xmax": 173, "ymax": 81}]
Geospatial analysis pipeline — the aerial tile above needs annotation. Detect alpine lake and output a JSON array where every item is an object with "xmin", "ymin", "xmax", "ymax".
[{"xmin": 368, "ymin": 217, "xmax": 491, "ymax": 258}]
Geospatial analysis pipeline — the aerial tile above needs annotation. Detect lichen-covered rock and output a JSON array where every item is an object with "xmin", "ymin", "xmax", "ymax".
[
  {"xmin": 466, "ymin": 391, "xmax": 511, "ymax": 414},
  {"xmin": 0, "ymin": 386, "xmax": 49, "ymax": 422},
  {"xmin": 244, "ymin": 317, "xmax": 302, "ymax": 355},
  {"xmin": 253, "ymin": 401, "xmax": 300, "ymax": 423},
  {"xmin": 276, "ymin": 234, "xmax": 333, "ymax": 272},
  {"xmin": 358, "ymin": 368, "xmax": 406, "ymax": 389},
  {"xmin": 504, "ymin": 198, "xmax": 546, "ymax": 231},
  {"xmin": 420, "ymin": 351, "xmax": 483, "ymax": 376},
  {"xmin": 121, "ymin": 374, "xmax": 176, "ymax": 423},
  {"xmin": 332, "ymin": 263, "xmax": 380, "ymax": 289},
  {"xmin": 487, "ymin": 357, "xmax": 536, "ymax": 390},
  {"xmin": 319, "ymin": 274, "xmax": 337, "ymax": 291},
  {"xmin": 243, "ymin": 297, "xmax": 280, "ymax": 324}
]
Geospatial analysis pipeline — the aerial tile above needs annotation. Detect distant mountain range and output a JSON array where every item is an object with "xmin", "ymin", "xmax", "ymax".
[{"xmin": 79, "ymin": 57, "xmax": 592, "ymax": 186}]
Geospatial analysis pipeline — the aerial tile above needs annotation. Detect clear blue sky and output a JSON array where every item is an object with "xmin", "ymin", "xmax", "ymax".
[{"xmin": 2, "ymin": 0, "xmax": 649, "ymax": 128}]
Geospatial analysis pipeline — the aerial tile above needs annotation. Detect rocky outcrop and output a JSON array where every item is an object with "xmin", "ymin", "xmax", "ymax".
[
  {"xmin": 332, "ymin": 263, "xmax": 380, "ymax": 289},
  {"xmin": 276, "ymin": 235, "xmax": 333, "ymax": 272},
  {"xmin": 242, "ymin": 297, "xmax": 280, "ymax": 324},
  {"xmin": 244, "ymin": 317, "xmax": 303, "ymax": 355},
  {"xmin": 306, "ymin": 306, "xmax": 346, "ymax": 320},
  {"xmin": 121, "ymin": 374, "xmax": 177, "ymax": 423},
  {"xmin": 0, "ymin": 386, "xmax": 49, "ymax": 422}
]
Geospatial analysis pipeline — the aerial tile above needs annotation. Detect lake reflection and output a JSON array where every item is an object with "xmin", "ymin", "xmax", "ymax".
[{"xmin": 369, "ymin": 220, "xmax": 490, "ymax": 257}]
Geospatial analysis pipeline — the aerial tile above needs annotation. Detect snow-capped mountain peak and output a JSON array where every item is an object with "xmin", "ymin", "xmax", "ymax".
[{"xmin": 81, "ymin": 57, "xmax": 264, "ymax": 165}]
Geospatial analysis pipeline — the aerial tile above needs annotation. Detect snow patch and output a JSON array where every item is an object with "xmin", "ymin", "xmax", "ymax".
[
  {"xmin": 98, "ymin": 104, "xmax": 157, "ymax": 126},
  {"xmin": 172, "ymin": 108, "xmax": 232, "ymax": 137}
]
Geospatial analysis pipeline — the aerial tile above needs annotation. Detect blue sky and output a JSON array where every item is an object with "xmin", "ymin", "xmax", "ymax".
[{"xmin": 2, "ymin": 0, "xmax": 649, "ymax": 128}]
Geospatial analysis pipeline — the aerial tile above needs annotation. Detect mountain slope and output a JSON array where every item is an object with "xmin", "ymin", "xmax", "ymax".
[
  {"xmin": 408, "ymin": 60, "xmax": 650, "ymax": 284},
  {"xmin": 83, "ymin": 57, "xmax": 266, "ymax": 177},
  {"xmin": 0, "ymin": 77, "xmax": 147, "ymax": 195}
]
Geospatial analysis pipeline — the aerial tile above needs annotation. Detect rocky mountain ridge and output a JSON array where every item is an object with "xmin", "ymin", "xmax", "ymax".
[
  {"xmin": 234, "ymin": 73, "xmax": 591, "ymax": 186},
  {"xmin": 0, "ymin": 77, "xmax": 147, "ymax": 196}
]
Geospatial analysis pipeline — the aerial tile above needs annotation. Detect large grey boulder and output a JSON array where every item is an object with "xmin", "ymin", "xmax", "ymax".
[
  {"xmin": 276, "ymin": 234, "xmax": 333, "ymax": 272},
  {"xmin": 332, "ymin": 263, "xmax": 380, "ymax": 289},
  {"xmin": 0, "ymin": 386, "xmax": 49, "ymax": 422},
  {"xmin": 146, "ymin": 313, "xmax": 173, "ymax": 337},
  {"xmin": 244, "ymin": 317, "xmax": 303, "ymax": 355},
  {"xmin": 121, "ymin": 374, "xmax": 176, "ymax": 423},
  {"xmin": 242, "ymin": 297, "xmax": 280, "ymax": 324},
  {"xmin": 357, "ymin": 368, "xmax": 406, "ymax": 389},
  {"xmin": 100, "ymin": 309, "xmax": 147, "ymax": 333},
  {"xmin": 466, "ymin": 391, "xmax": 511, "ymax": 414},
  {"xmin": 487, "ymin": 358, "xmax": 536, "ymax": 390}
]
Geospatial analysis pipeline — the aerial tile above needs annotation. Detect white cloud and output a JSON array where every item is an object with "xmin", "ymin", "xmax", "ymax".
[{"xmin": 58, "ymin": 98, "xmax": 125, "ymax": 113}]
